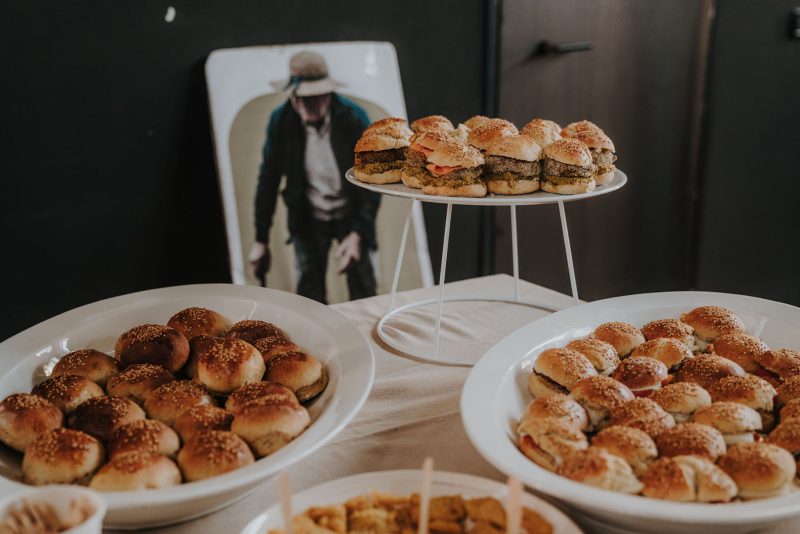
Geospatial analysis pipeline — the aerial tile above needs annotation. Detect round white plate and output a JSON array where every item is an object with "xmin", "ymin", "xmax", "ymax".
[
  {"xmin": 0, "ymin": 284, "xmax": 375, "ymax": 529},
  {"xmin": 346, "ymin": 168, "xmax": 627, "ymax": 206},
  {"xmin": 240, "ymin": 470, "xmax": 581, "ymax": 534},
  {"xmin": 461, "ymin": 291, "xmax": 800, "ymax": 534}
]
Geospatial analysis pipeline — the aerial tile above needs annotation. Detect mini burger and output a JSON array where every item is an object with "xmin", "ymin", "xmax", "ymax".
[
  {"xmin": 364, "ymin": 117, "xmax": 413, "ymax": 137},
  {"xmin": 483, "ymin": 135, "xmax": 542, "ymax": 195},
  {"xmin": 592, "ymin": 322, "xmax": 645, "ymax": 357},
  {"xmin": 516, "ymin": 416, "xmax": 588, "ymax": 471},
  {"xmin": 641, "ymin": 318, "xmax": 696, "ymax": 349},
  {"xmin": 575, "ymin": 130, "xmax": 617, "ymax": 186},
  {"xmin": 718, "ymin": 442, "xmax": 796, "ymax": 499},
  {"xmin": 709, "ymin": 333, "xmax": 770, "ymax": 374},
  {"xmin": 463, "ymin": 115, "xmax": 492, "ymax": 130},
  {"xmin": 631, "ymin": 338, "xmax": 693, "ymax": 372},
  {"xmin": 609, "ymin": 397, "xmax": 676, "ymax": 438},
  {"xmin": 521, "ymin": 118, "xmax": 561, "ymax": 140},
  {"xmin": 675, "ymin": 354, "xmax": 745, "ymax": 390},
  {"xmin": 649, "ymin": 382, "xmax": 711, "ymax": 423},
  {"xmin": 410, "ymin": 115, "xmax": 454, "ymax": 134},
  {"xmin": 642, "ymin": 455, "xmax": 737, "ymax": 503},
  {"xmin": 592, "ymin": 425, "xmax": 657, "ymax": 476},
  {"xmin": 402, "ymin": 131, "xmax": 451, "ymax": 189},
  {"xmin": 610, "ymin": 356, "xmax": 669, "ymax": 397},
  {"xmin": 692, "ymin": 402, "xmax": 762, "ymax": 445},
  {"xmin": 754, "ymin": 349, "xmax": 800, "ymax": 386},
  {"xmin": 655, "ymin": 423, "xmax": 727, "ymax": 460},
  {"xmin": 776, "ymin": 375, "xmax": 800, "ymax": 407},
  {"xmin": 520, "ymin": 122, "xmax": 561, "ymax": 151},
  {"xmin": 680, "ymin": 305, "xmax": 746, "ymax": 350},
  {"xmin": 708, "ymin": 374, "xmax": 777, "ymax": 431},
  {"xmin": 561, "ymin": 120, "xmax": 604, "ymax": 138},
  {"xmin": 521, "ymin": 394, "xmax": 589, "ymax": 432},
  {"xmin": 570, "ymin": 375, "xmax": 634, "ymax": 432},
  {"xmin": 565, "ymin": 338, "xmax": 620, "ymax": 376},
  {"xmin": 420, "ymin": 140, "xmax": 486, "ymax": 198},
  {"xmin": 541, "ymin": 139, "xmax": 597, "ymax": 194},
  {"xmin": 353, "ymin": 125, "xmax": 411, "ymax": 184},
  {"xmin": 466, "ymin": 120, "xmax": 518, "ymax": 152},
  {"xmin": 556, "ymin": 447, "xmax": 643, "ymax": 494},
  {"xmin": 767, "ymin": 418, "xmax": 800, "ymax": 457},
  {"xmin": 527, "ymin": 348, "xmax": 597, "ymax": 398}
]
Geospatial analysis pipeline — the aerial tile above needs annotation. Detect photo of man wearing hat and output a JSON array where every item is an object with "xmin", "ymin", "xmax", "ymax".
[{"xmin": 250, "ymin": 51, "xmax": 380, "ymax": 304}]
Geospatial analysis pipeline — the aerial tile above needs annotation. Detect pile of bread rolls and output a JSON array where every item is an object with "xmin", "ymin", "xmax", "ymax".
[
  {"xmin": 518, "ymin": 305, "xmax": 800, "ymax": 502},
  {"xmin": 0, "ymin": 307, "xmax": 327, "ymax": 490},
  {"xmin": 353, "ymin": 115, "xmax": 617, "ymax": 198}
]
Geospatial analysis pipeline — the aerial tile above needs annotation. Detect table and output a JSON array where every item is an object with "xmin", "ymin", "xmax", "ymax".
[{"xmin": 125, "ymin": 275, "xmax": 799, "ymax": 534}]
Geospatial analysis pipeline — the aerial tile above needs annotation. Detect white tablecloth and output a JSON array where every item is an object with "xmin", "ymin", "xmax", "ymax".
[{"xmin": 124, "ymin": 275, "xmax": 798, "ymax": 534}]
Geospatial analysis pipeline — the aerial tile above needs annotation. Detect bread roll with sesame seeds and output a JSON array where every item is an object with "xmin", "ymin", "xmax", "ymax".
[
  {"xmin": 0, "ymin": 393, "xmax": 63, "ymax": 452},
  {"xmin": 570, "ymin": 375, "xmax": 634, "ymax": 431},
  {"xmin": 631, "ymin": 338, "xmax": 693, "ymax": 372},
  {"xmin": 225, "ymin": 382, "xmax": 298, "ymax": 415},
  {"xmin": 556, "ymin": 447, "xmax": 643, "ymax": 494},
  {"xmin": 143, "ymin": 380, "xmax": 216, "ymax": 427},
  {"xmin": 611, "ymin": 356, "xmax": 668, "ymax": 397},
  {"xmin": 655, "ymin": 423, "xmax": 727, "ymax": 460},
  {"xmin": 641, "ymin": 318, "xmax": 696, "ymax": 349},
  {"xmin": 51, "ymin": 349, "xmax": 120, "ymax": 386},
  {"xmin": 107, "ymin": 419, "xmax": 180, "ymax": 460},
  {"xmin": 680, "ymin": 305, "xmax": 745, "ymax": 346},
  {"xmin": 196, "ymin": 337, "xmax": 266, "ymax": 395},
  {"xmin": 692, "ymin": 402, "xmax": 762, "ymax": 445},
  {"xmin": 232, "ymin": 401, "xmax": 310, "ymax": 457},
  {"xmin": 609, "ymin": 397, "xmax": 675, "ymax": 438},
  {"xmin": 226, "ymin": 320, "xmax": 286, "ymax": 345},
  {"xmin": 718, "ymin": 442, "xmax": 795, "ymax": 499},
  {"xmin": 177, "ymin": 430, "xmax": 254, "ymax": 481},
  {"xmin": 709, "ymin": 333, "xmax": 769, "ymax": 373},
  {"xmin": 106, "ymin": 363, "xmax": 175, "ymax": 404},
  {"xmin": 115, "ymin": 324, "xmax": 190, "ymax": 373},
  {"xmin": 68, "ymin": 396, "xmax": 145, "ymax": 442},
  {"xmin": 264, "ymin": 352, "xmax": 328, "ymax": 402},
  {"xmin": 591, "ymin": 426, "xmax": 657, "ymax": 477},
  {"xmin": 22, "ymin": 428, "xmax": 104, "ymax": 485},
  {"xmin": 167, "ymin": 307, "xmax": 229, "ymax": 341},
  {"xmin": 675, "ymin": 354, "xmax": 745, "ymax": 390},
  {"xmin": 174, "ymin": 405, "xmax": 234, "ymax": 442},
  {"xmin": 253, "ymin": 335, "xmax": 300, "ymax": 363},
  {"xmin": 649, "ymin": 382, "xmax": 711, "ymax": 423},
  {"xmin": 565, "ymin": 338, "xmax": 619, "ymax": 376},
  {"xmin": 90, "ymin": 451, "xmax": 181, "ymax": 491},
  {"xmin": 592, "ymin": 322, "xmax": 644, "ymax": 357},
  {"xmin": 31, "ymin": 375, "xmax": 104, "ymax": 413}
]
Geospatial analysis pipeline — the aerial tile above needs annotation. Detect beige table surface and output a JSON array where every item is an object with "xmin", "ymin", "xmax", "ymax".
[{"xmin": 125, "ymin": 275, "xmax": 798, "ymax": 534}]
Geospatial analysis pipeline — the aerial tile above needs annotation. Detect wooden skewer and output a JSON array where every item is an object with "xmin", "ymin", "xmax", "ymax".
[
  {"xmin": 278, "ymin": 471, "xmax": 294, "ymax": 534},
  {"xmin": 506, "ymin": 477, "xmax": 522, "ymax": 534},
  {"xmin": 417, "ymin": 457, "xmax": 434, "ymax": 534}
]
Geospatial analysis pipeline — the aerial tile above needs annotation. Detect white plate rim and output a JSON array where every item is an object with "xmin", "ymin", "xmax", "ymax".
[
  {"xmin": 461, "ymin": 291, "xmax": 800, "ymax": 525},
  {"xmin": 239, "ymin": 469, "xmax": 582, "ymax": 534},
  {"xmin": 0, "ymin": 283, "xmax": 375, "ymax": 509}
]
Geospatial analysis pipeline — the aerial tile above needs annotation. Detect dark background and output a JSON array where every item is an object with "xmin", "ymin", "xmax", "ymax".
[{"xmin": 1, "ymin": 0, "xmax": 799, "ymax": 341}]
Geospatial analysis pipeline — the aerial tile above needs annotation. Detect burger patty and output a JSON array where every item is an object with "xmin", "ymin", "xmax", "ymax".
[
  {"xmin": 591, "ymin": 148, "xmax": 616, "ymax": 166},
  {"xmin": 354, "ymin": 147, "xmax": 407, "ymax": 166},
  {"xmin": 357, "ymin": 160, "xmax": 405, "ymax": 174},
  {"xmin": 485, "ymin": 171, "xmax": 539, "ymax": 183},
  {"xmin": 485, "ymin": 155, "xmax": 540, "ymax": 178},
  {"xmin": 422, "ymin": 166, "xmax": 483, "ymax": 187},
  {"xmin": 405, "ymin": 148, "xmax": 427, "ymax": 167},
  {"xmin": 543, "ymin": 175, "xmax": 595, "ymax": 185},
  {"xmin": 543, "ymin": 157, "xmax": 596, "ymax": 178}
]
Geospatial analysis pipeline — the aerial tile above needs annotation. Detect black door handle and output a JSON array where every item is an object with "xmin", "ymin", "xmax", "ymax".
[{"xmin": 531, "ymin": 40, "xmax": 593, "ymax": 58}]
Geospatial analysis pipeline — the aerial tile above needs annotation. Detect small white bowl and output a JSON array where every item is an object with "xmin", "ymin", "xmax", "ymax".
[{"xmin": 0, "ymin": 485, "xmax": 106, "ymax": 533}]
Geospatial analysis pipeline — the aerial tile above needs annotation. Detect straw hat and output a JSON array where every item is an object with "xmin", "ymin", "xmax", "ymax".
[{"xmin": 270, "ymin": 51, "xmax": 344, "ymax": 97}]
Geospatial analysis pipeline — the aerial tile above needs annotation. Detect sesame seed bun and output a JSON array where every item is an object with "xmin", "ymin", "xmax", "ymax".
[
  {"xmin": 767, "ymin": 418, "xmax": 800, "ymax": 454},
  {"xmin": 90, "ymin": 451, "xmax": 181, "ymax": 491},
  {"xmin": 400, "ymin": 170, "xmax": 422, "ymax": 189},
  {"xmin": 780, "ymin": 398, "xmax": 800, "ymax": 421},
  {"xmin": 570, "ymin": 375, "xmax": 634, "ymax": 432},
  {"xmin": 426, "ymin": 140, "xmax": 484, "ymax": 168},
  {"xmin": 167, "ymin": 307, "xmax": 229, "ymax": 341},
  {"xmin": 22, "ymin": 428, "xmax": 103, "ymax": 486},
  {"xmin": 486, "ymin": 179, "xmax": 539, "ymax": 195},
  {"xmin": 692, "ymin": 402, "xmax": 762, "ymax": 443},
  {"xmin": 107, "ymin": 419, "xmax": 180, "ymax": 460},
  {"xmin": 422, "ymin": 183, "xmax": 488, "ymax": 198},
  {"xmin": 183, "ymin": 335, "xmax": 218, "ymax": 379},
  {"xmin": 467, "ymin": 121, "xmax": 518, "ymax": 151},
  {"xmin": 592, "ymin": 426, "xmax": 657, "ymax": 477},
  {"xmin": 561, "ymin": 120, "xmax": 604, "ymax": 138},
  {"xmin": 410, "ymin": 115, "xmax": 454, "ymax": 133},
  {"xmin": 556, "ymin": 447, "xmax": 642, "ymax": 494},
  {"xmin": 68, "ymin": 396, "xmax": 145, "ymax": 442},
  {"xmin": 106, "ymin": 363, "xmax": 175, "ymax": 405},
  {"xmin": 516, "ymin": 417, "xmax": 588, "ymax": 471},
  {"xmin": 231, "ymin": 400, "xmax": 311, "ymax": 457},
  {"xmin": 520, "ymin": 123, "xmax": 561, "ymax": 150},
  {"xmin": 196, "ymin": 337, "xmax": 266, "ymax": 395},
  {"xmin": 642, "ymin": 455, "xmax": 737, "ymax": 503},
  {"xmin": 709, "ymin": 333, "xmax": 770, "ymax": 373},
  {"xmin": 595, "ymin": 169, "xmax": 616, "ymax": 186},
  {"xmin": 143, "ymin": 380, "xmax": 216, "ymax": 427},
  {"xmin": 592, "ymin": 322, "xmax": 645, "ymax": 357},
  {"xmin": 463, "ymin": 115, "xmax": 492, "ymax": 130},
  {"xmin": 565, "ymin": 338, "xmax": 620, "ymax": 375},
  {"xmin": 225, "ymin": 382, "xmax": 298, "ymax": 414},
  {"xmin": 354, "ymin": 131, "xmax": 410, "ymax": 152},
  {"xmin": 0, "ymin": 393, "xmax": 63, "ymax": 452},
  {"xmin": 174, "ymin": 405, "xmax": 234, "ymax": 443},
  {"xmin": 630, "ymin": 338, "xmax": 692, "ymax": 371},
  {"xmin": 641, "ymin": 318, "xmax": 695, "ymax": 348},
  {"xmin": 675, "ymin": 354, "xmax": 745, "ymax": 390},
  {"xmin": 51, "ymin": 349, "xmax": 120, "ymax": 387},
  {"xmin": 718, "ymin": 442, "xmax": 796, "ymax": 499},
  {"xmin": 521, "ymin": 118, "xmax": 561, "ymax": 136},
  {"xmin": 353, "ymin": 167, "xmax": 402, "ymax": 185},
  {"xmin": 611, "ymin": 356, "xmax": 668, "ymax": 394},
  {"xmin": 177, "ymin": 430, "xmax": 254, "ymax": 481},
  {"xmin": 529, "ymin": 348, "xmax": 597, "ymax": 397},
  {"xmin": 655, "ymin": 423, "xmax": 727, "ymax": 460},
  {"xmin": 31, "ymin": 375, "xmax": 104, "ymax": 413},
  {"xmin": 542, "ymin": 138, "xmax": 593, "ymax": 167},
  {"xmin": 755, "ymin": 349, "xmax": 800, "ymax": 382},
  {"xmin": 609, "ymin": 397, "xmax": 676, "ymax": 438},
  {"xmin": 254, "ymin": 335, "xmax": 300, "ymax": 363},
  {"xmin": 264, "ymin": 352, "xmax": 328, "ymax": 403},
  {"xmin": 485, "ymin": 135, "xmax": 541, "ymax": 162},
  {"xmin": 649, "ymin": 382, "xmax": 711, "ymax": 422},
  {"xmin": 776, "ymin": 375, "xmax": 800, "ymax": 406},
  {"xmin": 708, "ymin": 375, "xmax": 776, "ymax": 429},
  {"xmin": 680, "ymin": 306, "xmax": 745, "ymax": 342},
  {"xmin": 226, "ymin": 320, "xmax": 286, "ymax": 346},
  {"xmin": 574, "ymin": 130, "xmax": 615, "ymax": 152},
  {"xmin": 521, "ymin": 394, "xmax": 589, "ymax": 432},
  {"xmin": 364, "ymin": 117, "xmax": 412, "ymax": 138},
  {"xmin": 115, "ymin": 324, "xmax": 189, "ymax": 373}
]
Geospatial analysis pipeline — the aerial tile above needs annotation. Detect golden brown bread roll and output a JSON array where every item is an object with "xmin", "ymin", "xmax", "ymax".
[
  {"xmin": 167, "ymin": 307, "xmax": 229, "ymax": 340},
  {"xmin": 609, "ymin": 397, "xmax": 676, "ymax": 438},
  {"xmin": 225, "ymin": 382, "xmax": 298, "ymax": 414},
  {"xmin": 174, "ymin": 405, "xmax": 234, "ymax": 442},
  {"xmin": 0, "ymin": 393, "xmax": 63, "ymax": 452},
  {"xmin": 177, "ymin": 430, "xmax": 254, "ymax": 481},
  {"xmin": 67, "ymin": 396, "xmax": 145, "ymax": 442},
  {"xmin": 31, "ymin": 375, "xmax": 104, "ymax": 413},
  {"xmin": 655, "ymin": 423, "xmax": 727, "ymax": 460},
  {"xmin": 641, "ymin": 319, "xmax": 695, "ymax": 348},
  {"xmin": 231, "ymin": 400, "xmax": 310, "ymax": 457},
  {"xmin": 183, "ymin": 335, "xmax": 219, "ymax": 379},
  {"xmin": 264, "ymin": 352, "xmax": 328, "ymax": 402},
  {"xmin": 89, "ymin": 451, "xmax": 181, "ymax": 491},
  {"xmin": 592, "ymin": 322, "xmax": 644, "ymax": 357},
  {"xmin": 107, "ymin": 419, "xmax": 180, "ymax": 460},
  {"xmin": 51, "ymin": 349, "xmax": 120, "ymax": 386},
  {"xmin": 22, "ymin": 428, "xmax": 104, "ymax": 485},
  {"xmin": 253, "ymin": 335, "xmax": 300, "ymax": 363},
  {"xmin": 675, "ymin": 354, "xmax": 745, "ymax": 390},
  {"xmin": 226, "ymin": 320, "xmax": 285, "ymax": 345},
  {"xmin": 196, "ymin": 337, "xmax": 266, "ymax": 395},
  {"xmin": 115, "ymin": 324, "xmax": 189, "ymax": 373},
  {"xmin": 106, "ymin": 363, "xmax": 175, "ymax": 404},
  {"xmin": 143, "ymin": 380, "xmax": 215, "ymax": 427}
]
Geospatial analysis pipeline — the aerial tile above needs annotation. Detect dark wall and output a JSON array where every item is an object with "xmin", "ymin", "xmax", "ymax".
[{"xmin": 0, "ymin": 1, "xmax": 487, "ymax": 340}]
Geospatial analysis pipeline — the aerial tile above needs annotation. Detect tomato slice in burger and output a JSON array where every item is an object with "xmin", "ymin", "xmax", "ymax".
[{"xmin": 426, "ymin": 163, "xmax": 461, "ymax": 176}]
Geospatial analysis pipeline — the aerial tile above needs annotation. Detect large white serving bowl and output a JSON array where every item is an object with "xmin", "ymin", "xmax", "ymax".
[
  {"xmin": 240, "ymin": 469, "xmax": 581, "ymax": 534},
  {"xmin": 0, "ymin": 284, "xmax": 375, "ymax": 529},
  {"xmin": 461, "ymin": 291, "xmax": 800, "ymax": 534}
]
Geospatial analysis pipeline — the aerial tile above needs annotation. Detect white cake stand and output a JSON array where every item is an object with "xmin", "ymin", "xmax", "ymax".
[{"xmin": 346, "ymin": 168, "xmax": 628, "ymax": 365}]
